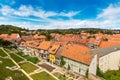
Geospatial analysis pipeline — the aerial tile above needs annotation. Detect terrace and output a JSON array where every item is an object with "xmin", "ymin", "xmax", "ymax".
[
  {"xmin": 31, "ymin": 71, "xmax": 56, "ymax": 80},
  {"xmin": 19, "ymin": 62, "xmax": 39, "ymax": 74},
  {"xmin": 0, "ymin": 57, "xmax": 29, "ymax": 80},
  {"xmin": 0, "ymin": 49, "xmax": 7, "ymax": 57},
  {"xmin": 16, "ymin": 51, "xmax": 40, "ymax": 64},
  {"xmin": 10, "ymin": 53, "xmax": 25, "ymax": 63}
]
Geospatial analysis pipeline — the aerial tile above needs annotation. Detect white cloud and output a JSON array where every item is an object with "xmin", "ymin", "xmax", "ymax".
[
  {"xmin": 97, "ymin": 4, "xmax": 120, "ymax": 20},
  {"xmin": 0, "ymin": 5, "xmax": 15, "ymax": 16},
  {"xmin": 59, "ymin": 11, "xmax": 80, "ymax": 18},
  {"xmin": 14, "ymin": 5, "xmax": 33, "ymax": 17},
  {"xmin": 0, "ymin": 5, "xmax": 79, "ymax": 19},
  {"xmin": 0, "ymin": 4, "xmax": 120, "ymax": 30}
]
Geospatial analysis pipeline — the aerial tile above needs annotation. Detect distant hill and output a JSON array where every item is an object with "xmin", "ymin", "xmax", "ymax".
[{"xmin": 0, "ymin": 25, "xmax": 24, "ymax": 34}]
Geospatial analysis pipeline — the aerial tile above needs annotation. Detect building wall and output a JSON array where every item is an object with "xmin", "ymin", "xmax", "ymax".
[
  {"xmin": 89, "ymin": 54, "xmax": 97, "ymax": 75},
  {"xmin": 63, "ymin": 57, "xmax": 89, "ymax": 75},
  {"xmin": 99, "ymin": 50, "xmax": 120, "ymax": 72},
  {"xmin": 49, "ymin": 54, "xmax": 56, "ymax": 63}
]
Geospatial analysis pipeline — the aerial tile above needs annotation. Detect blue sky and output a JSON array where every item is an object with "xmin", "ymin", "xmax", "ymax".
[{"xmin": 0, "ymin": 0, "xmax": 120, "ymax": 29}]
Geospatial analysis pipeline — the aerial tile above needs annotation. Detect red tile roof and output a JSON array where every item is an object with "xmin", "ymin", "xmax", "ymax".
[
  {"xmin": 38, "ymin": 41, "xmax": 52, "ymax": 50},
  {"xmin": 88, "ymin": 38, "xmax": 95, "ymax": 44},
  {"xmin": 61, "ymin": 44, "xmax": 93, "ymax": 65},
  {"xmin": 49, "ymin": 43, "xmax": 60, "ymax": 55},
  {"xmin": 10, "ymin": 33, "xmax": 19, "ymax": 39},
  {"xmin": 0, "ymin": 34, "xmax": 8, "ymax": 38},
  {"xmin": 34, "ymin": 34, "xmax": 46, "ymax": 39},
  {"xmin": 99, "ymin": 41, "xmax": 120, "ymax": 48}
]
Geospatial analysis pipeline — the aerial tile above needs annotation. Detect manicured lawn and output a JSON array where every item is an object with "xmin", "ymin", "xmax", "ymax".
[
  {"xmin": 19, "ymin": 62, "xmax": 38, "ymax": 73},
  {"xmin": 0, "ymin": 57, "xmax": 15, "ymax": 67},
  {"xmin": 10, "ymin": 53, "xmax": 24, "ymax": 63},
  {"xmin": 17, "ymin": 51, "xmax": 24, "ymax": 56},
  {"xmin": 31, "ymin": 71, "xmax": 56, "ymax": 80},
  {"xmin": 0, "ymin": 57, "xmax": 29, "ymax": 80},
  {"xmin": 16, "ymin": 51, "xmax": 40, "ymax": 64},
  {"xmin": 104, "ymin": 70, "xmax": 120, "ymax": 80},
  {"xmin": 0, "ymin": 49, "xmax": 7, "ymax": 57},
  {"xmin": 22, "ymin": 55, "xmax": 40, "ymax": 64},
  {"xmin": 53, "ymin": 72, "xmax": 67, "ymax": 80}
]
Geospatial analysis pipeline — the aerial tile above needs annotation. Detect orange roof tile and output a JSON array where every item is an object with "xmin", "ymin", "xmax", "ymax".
[
  {"xmin": 24, "ymin": 40, "xmax": 40, "ymax": 48},
  {"xmin": 34, "ymin": 34, "xmax": 46, "ymax": 39},
  {"xmin": 99, "ymin": 41, "xmax": 120, "ymax": 48},
  {"xmin": 10, "ymin": 33, "xmax": 19, "ymax": 39},
  {"xmin": 61, "ymin": 44, "xmax": 93, "ymax": 65},
  {"xmin": 0, "ymin": 34, "xmax": 8, "ymax": 38},
  {"xmin": 21, "ymin": 36, "xmax": 34, "ymax": 41},
  {"xmin": 38, "ymin": 41, "xmax": 52, "ymax": 50},
  {"xmin": 49, "ymin": 43, "xmax": 60, "ymax": 55},
  {"xmin": 88, "ymin": 38, "xmax": 95, "ymax": 44}
]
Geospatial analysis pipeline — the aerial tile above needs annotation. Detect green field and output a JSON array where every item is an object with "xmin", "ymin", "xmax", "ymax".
[
  {"xmin": 104, "ymin": 70, "xmax": 120, "ymax": 80},
  {"xmin": 31, "ymin": 71, "xmax": 56, "ymax": 80},
  {"xmin": 19, "ymin": 62, "xmax": 38, "ymax": 73},
  {"xmin": 17, "ymin": 51, "xmax": 40, "ymax": 64},
  {"xmin": 10, "ymin": 53, "xmax": 24, "ymax": 63},
  {"xmin": 4, "ymin": 48, "xmax": 11, "ymax": 53},
  {"xmin": 22, "ymin": 55, "xmax": 40, "ymax": 64},
  {"xmin": 53, "ymin": 72, "xmax": 67, "ymax": 80},
  {"xmin": 0, "ymin": 49, "xmax": 7, "ymax": 57},
  {"xmin": 0, "ymin": 57, "xmax": 29, "ymax": 80}
]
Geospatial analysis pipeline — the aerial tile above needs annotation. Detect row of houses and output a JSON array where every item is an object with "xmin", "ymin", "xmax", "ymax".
[
  {"xmin": 0, "ymin": 33, "xmax": 120, "ymax": 76},
  {"xmin": 19, "ymin": 39, "xmax": 120, "ymax": 76}
]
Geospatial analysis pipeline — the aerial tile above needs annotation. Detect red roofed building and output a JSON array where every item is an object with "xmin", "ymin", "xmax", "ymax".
[
  {"xmin": 0, "ymin": 34, "xmax": 8, "ymax": 38},
  {"xmin": 37, "ymin": 41, "xmax": 52, "ymax": 60},
  {"xmin": 99, "ymin": 41, "xmax": 120, "ymax": 48},
  {"xmin": 0, "ymin": 33, "xmax": 20, "ymax": 44},
  {"xmin": 61, "ymin": 44, "xmax": 96, "ymax": 75},
  {"xmin": 33, "ymin": 34, "xmax": 46, "ymax": 41},
  {"xmin": 10, "ymin": 33, "xmax": 20, "ymax": 39}
]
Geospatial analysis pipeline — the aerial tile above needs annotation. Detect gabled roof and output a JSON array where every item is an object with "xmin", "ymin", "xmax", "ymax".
[
  {"xmin": 0, "ymin": 33, "xmax": 20, "ymax": 41},
  {"xmin": 10, "ymin": 33, "xmax": 19, "ymax": 39},
  {"xmin": 38, "ymin": 41, "xmax": 52, "ymax": 50},
  {"xmin": 49, "ymin": 43, "xmax": 60, "ymax": 55},
  {"xmin": 61, "ymin": 44, "xmax": 93, "ymax": 65},
  {"xmin": 88, "ymin": 38, "xmax": 95, "ymax": 44},
  {"xmin": 21, "ymin": 36, "xmax": 34, "ymax": 41},
  {"xmin": 34, "ymin": 34, "xmax": 46, "ymax": 39},
  {"xmin": 99, "ymin": 41, "xmax": 120, "ymax": 48},
  {"xmin": 0, "ymin": 34, "xmax": 8, "ymax": 38},
  {"xmin": 91, "ymin": 45, "xmax": 120, "ymax": 57},
  {"xmin": 23, "ymin": 40, "xmax": 40, "ymax": 48}
]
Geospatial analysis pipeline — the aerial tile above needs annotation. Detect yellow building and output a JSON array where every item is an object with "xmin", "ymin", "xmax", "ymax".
[{"xmin": 49, "ymin": 43, "xmax": 60, "ymax": 63}]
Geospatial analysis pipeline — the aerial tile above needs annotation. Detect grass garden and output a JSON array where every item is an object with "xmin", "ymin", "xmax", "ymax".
[
  {"xmin": 103, "ymin": 70, "xmax": 120, "ymax": 80},
  {"xmin": 10, "ymin": 53, "xmax": 24, "ymax": 63},
  {"xmin": 31, "ymin": 71, "xmax": 56, "ymax": 80},
  {"xmin": 17, "ymin": 51, "xmax": 40, "ymax": 64},
  {"xmin": 53, "ymin": 72, "xmax": 67, "ymax": 80},
  {"xmin": 19, "ymin": 62, "xmax": 38, "ymax": 73},
  {"xmin": 22, "ymin": 55, "xmax": 40, "ymax": 64},
  {"xmin": 0, "ymin": 49, "xmax": 7, "ymax": 57},
  {"xmin": 0, "ymin": 57, "xmax": 29, "ymax": 80}
]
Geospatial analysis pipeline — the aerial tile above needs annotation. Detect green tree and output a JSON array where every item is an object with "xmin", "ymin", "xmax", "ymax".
[
  {"xmin": 96, "ymin": 67, "xmax": 104, "ymax": 77},
  {"xmin": 86, "ymin": 69, "xmax": 89, "ymax": 78},
  {"xmin": 46, "ymin": 34, "xmax": 52, "ymax": 41},
  {"xmin": 60, "ymin": 57, "xmax": 66, "ymax": 67},
  {"xmin": 68, "ymin": 64, "xmax": 70, "ymax": 70},
  {"xmin": 103, "ymin": 38, "xmax": 108, "ymax": 41}
]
